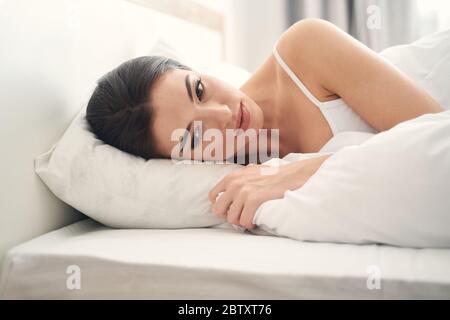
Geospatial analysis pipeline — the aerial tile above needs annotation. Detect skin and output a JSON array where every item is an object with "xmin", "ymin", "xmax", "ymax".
[
  {"xmin": 149, "ymin": 19, "xmax": 444, "ymax": 230},
  {"xmin": 149, "ymin": 68, "xmax": 269, "ymax": 162}
]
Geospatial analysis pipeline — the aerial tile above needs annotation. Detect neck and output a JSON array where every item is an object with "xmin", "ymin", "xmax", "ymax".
[{"xmin": 240, "ymin": 71, "xmax": 291, "ymax": 160}]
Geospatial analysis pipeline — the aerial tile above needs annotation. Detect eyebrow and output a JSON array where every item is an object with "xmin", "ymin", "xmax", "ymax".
[
  {"xmin": 180, "ymin": 74, "xmax": 193, "ymax": 152},
  {"xmin": 185, "ymin": 74, "xmax": 193, "ymax": 103}
]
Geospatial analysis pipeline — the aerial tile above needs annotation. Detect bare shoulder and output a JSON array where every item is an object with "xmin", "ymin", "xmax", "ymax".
[
  {"xmin": 277, "ymin": 19, "xmax": 443, "ymax": 131},
  {"xmin": 277, "ymin": 18, "xmax": 344, "ymax": 57},
  {"xmin": 242, "ymin": 19, "xmax": 341, "ymax": 100},
  {"xmin": 278, "ymin": 18, "xmax": 337, "ymax": 44},
  {"xmin": 275, "ymin": 18, "xmax": 342, "ymax": 99}
]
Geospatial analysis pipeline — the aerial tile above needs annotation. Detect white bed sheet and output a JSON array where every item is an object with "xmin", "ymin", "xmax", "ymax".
[{"xmin": 1, "ymin": 219, "xmax": 450, "ymax": 299}]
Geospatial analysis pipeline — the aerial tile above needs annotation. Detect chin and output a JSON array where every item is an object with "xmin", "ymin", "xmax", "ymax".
[{"xmin": 248, "ymin": 101, "xmax": 264, "ymax": 131}]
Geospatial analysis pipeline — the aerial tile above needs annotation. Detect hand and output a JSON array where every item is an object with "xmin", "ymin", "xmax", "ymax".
[{"xmin": 208, "ymin": 154, "xmax": 332, "ymax": 229}]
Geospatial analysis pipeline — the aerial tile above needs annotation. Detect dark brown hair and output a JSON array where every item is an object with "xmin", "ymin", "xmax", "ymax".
[{"xmin": 86, "ymin": 56, "xmax": 189, "ymax": 160}]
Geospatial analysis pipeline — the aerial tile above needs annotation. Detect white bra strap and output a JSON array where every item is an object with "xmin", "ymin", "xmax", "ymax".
[{"xmin": 272, "ymin": 43, "xmax": 324, "ymax": 108}]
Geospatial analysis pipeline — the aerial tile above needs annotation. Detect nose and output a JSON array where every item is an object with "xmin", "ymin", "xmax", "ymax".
[{"xmin": 194, "ymin": 103, "xmax": 233, "ymax": 130}]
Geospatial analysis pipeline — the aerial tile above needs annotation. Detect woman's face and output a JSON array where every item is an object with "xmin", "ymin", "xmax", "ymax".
[{"xmin": 149, "ymin": 68, "xmax": 264, "ymax": 161}]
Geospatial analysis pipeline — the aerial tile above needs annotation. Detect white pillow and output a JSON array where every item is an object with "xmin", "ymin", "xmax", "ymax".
[
  {"xmin": 150, "ymin": 36, "xmax": 251, "ymax": 88},
  {"xmin": 147, "ymin": 37, "xmax": 192, "ymax": 67},
  {"xmin": 254, "ymin": 110, "xmax": 450, "ymax": 248},
  {"xmin": 379, "ymin": 28, "xmax": 450, "ymax": 109},
  {"xmin": 34, "ymin": 106, "xmax": 242, "ymax": 228}
]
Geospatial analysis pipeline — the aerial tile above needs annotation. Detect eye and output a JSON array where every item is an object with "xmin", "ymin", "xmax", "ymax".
[{"xmin": 195, "ymin": 78, "xmax": 204, "ymax": 101}]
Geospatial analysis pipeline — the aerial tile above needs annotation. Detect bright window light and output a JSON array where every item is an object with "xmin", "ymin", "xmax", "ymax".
[
  {"xmin": 416, "ymin": 0, "xmax": 450, "ymax": 31},
  {"xmin": 417, "ymin": 0, "xmax": 450, "ymax": 13}
]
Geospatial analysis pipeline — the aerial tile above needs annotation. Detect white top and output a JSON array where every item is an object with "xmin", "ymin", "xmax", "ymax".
[{"xmin": 272, "ymin": 44, "xmax": 377, "ymax": 136}]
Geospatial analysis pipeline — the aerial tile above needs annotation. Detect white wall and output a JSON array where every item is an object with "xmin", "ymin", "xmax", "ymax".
[{"xmin": 224, "ymin": 0, "xmax": 287, "ymax": 72}]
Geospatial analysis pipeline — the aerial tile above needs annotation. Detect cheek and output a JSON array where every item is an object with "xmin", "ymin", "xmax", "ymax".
[
  {"xmin": 197, "ymin": 133, "xmax": 249, "ymax": 161},
  {"xmin": 191, "ymin": 132, "xmax": 232, "ymax": 161},
  {"xmin": 214, "ymin": 80, "xmax": 240, "ymax": 101}
]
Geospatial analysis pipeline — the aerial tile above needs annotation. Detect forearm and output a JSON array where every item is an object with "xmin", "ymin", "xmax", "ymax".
[{"xmin": 289, "ymin": 153, "xmax": 332, "ymax": 176}]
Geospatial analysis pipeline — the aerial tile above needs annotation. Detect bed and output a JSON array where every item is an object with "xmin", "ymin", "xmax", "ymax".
[
  {"xmin": 1, "ymin": 219, "xmax": 450, "ymax": 299},
  {"xmin": 1, "ymin": 0, "xmax": 450, "ymax": 300}
]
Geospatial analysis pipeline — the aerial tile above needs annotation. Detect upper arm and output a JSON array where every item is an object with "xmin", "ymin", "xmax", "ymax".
[{"xmin": 279, "ymin": 19, "xmax": 444, "ymax": 132}]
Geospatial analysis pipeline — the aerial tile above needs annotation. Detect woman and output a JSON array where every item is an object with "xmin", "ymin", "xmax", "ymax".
[{"xmin": 86, "ymin": 19, "xmax": 443, "ymax": 230}]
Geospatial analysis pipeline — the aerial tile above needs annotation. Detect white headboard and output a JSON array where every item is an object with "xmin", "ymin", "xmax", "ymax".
[{"xmin": 0, "ymin": 0, "xmax": 224, "ymax": 263}]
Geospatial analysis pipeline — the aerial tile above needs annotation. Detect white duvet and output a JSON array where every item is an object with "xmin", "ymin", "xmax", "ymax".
[{"xmin": 250, "ymin": 110, "xmax": 450, "ymax": 249}]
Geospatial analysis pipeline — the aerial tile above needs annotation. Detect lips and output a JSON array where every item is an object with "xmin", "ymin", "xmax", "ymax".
[
  {"xmin": 239, "ymin": 102, "xmax": 250, "ymax": 131},
  {"xmin": 235, "ymin": 103, "xmax": 243, "ymax": 130},
  {"xmin": 235, "ymin": 101, "xmax": 250, "ymax": 131}
]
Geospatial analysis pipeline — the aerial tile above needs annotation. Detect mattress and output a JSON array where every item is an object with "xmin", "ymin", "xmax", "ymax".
[{"xmin": 1, "ymin": 219, "xmax": 450, "ymax": 299}]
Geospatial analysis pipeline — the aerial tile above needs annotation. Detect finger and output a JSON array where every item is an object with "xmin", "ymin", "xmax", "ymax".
[
  {"xmin": 226, "ymin": 195, "xmax": 245, "ymax": 226},
  {"xmin": 239, "ymin": 195, "xmax": 261, "ymax": 229},
  {"xmin": 212, "ymin": 189, "xmax": 234, "ymax": 218},
  {"xmin": 208, "ymin": 173, "xmax": 235, "ymax": 203}
]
